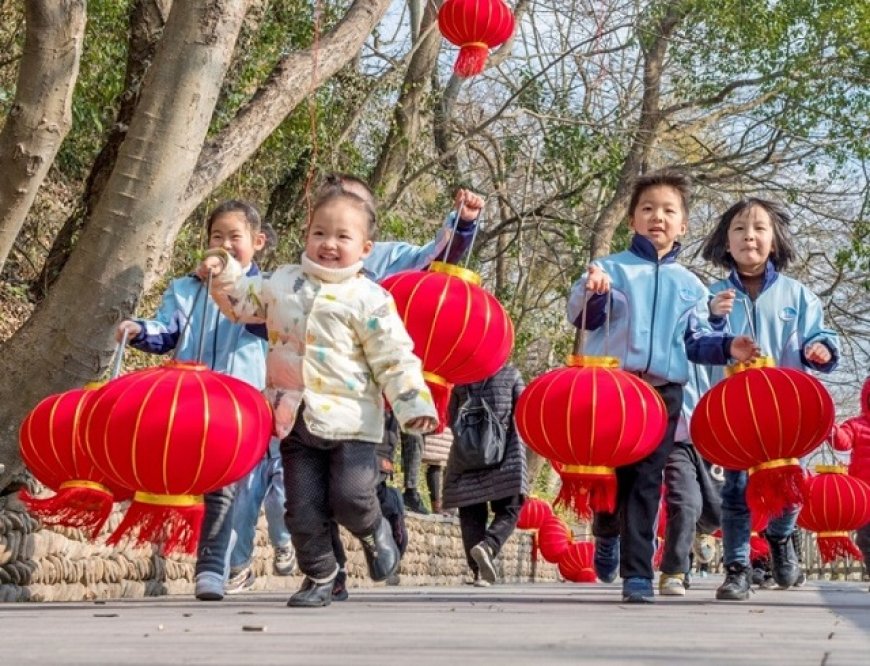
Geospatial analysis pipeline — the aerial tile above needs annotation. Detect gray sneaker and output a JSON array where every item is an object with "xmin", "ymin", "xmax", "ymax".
[
  {"xmin": 274, "ymin": 544, "xmax": 297, "ymax": 576},
  {"xmin": 195, "ymin": 572, "xmax": 225, "ymax": 601},
  {"xmin": 470, "ymin": 542, "xmax": 497, "ymax": 584},
  {"xmin": 225, "ymin": 566, "xmax": 255, "ymax": 594}
]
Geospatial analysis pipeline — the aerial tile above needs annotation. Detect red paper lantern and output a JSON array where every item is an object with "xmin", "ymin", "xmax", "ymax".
[
  {"xmin": 558, "ymin": 541, "xmax": 596, "ymax": 583},
  {"xmin": 690, "ymin": 362, "xmax": 835, "ymax": 516},
  {"xmin": 438, "ymin": 0, "xmax": 515, "ymax": 78},
  {"xmin": 516, "ymin": 496, "xmax": 554, "ymax": 530},
  {"xmin": 797, "ymin": 465, "xmax": 870, "ymax": 563},
  {"xmin": 18, "ymin": 384, "xmax": 131, "ymax": 538},
  {"xmin": 516, "ymin": 355, "xmax": 668, "ymax": 518},
  {"xmin": 82, "ymin": 361, "xmax": 272, "ymax": 553},
  {"xmin": 381, "ymin": 263, "xmax": 514, "ymax": 428},
  {"xmin": 538, "ymin": 515, "xmax": 572, "ymax": 563}
]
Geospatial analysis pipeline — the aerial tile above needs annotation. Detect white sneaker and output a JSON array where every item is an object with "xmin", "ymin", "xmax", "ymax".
[
  {"xmin": 195, "ymin": 571, "xmax": 225, "ymax": 601},
  {"xmin": 659, "ymin": 573, "xmax": 686, "ymax": 596},
  {"xmin": 470, "ymin": 543, "xmax": 497, "ymax": 584},
  {"xmin": 225, "ymin": 566, "xmax": 255, "ymax": 594},
  {"xmin": 273, "ymin": 544, "xmax": 297, "ymax": 576}
]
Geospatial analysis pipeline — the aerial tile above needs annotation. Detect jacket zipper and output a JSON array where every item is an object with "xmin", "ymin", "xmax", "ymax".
[{"xmin": 643, "ymin": 260, "xmax": 660, "ymax": 374}]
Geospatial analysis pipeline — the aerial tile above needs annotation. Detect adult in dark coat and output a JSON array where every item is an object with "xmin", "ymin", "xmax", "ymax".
[{"xmin": 443, "ymin": 363, "xmax": 529, "ymax": 585}]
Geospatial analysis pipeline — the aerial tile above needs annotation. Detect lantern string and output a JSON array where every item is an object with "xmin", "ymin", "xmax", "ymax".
[
  {"xmin": 110, "ymin": 329, "xmax": 128, "ymax": 380},
  {"xmin": 171, "ymin": 281, "xmax": 206, "ymax": 361},
  {"xmin": 739, "ymin": 295, "xmax": 759, "ymax": 343},
  {"xmin": 460, "ymin": 194, "xmax": 493, "ymax": 270},
  {"xmin": 571, "ymin": 288, "xmax": 612, "ymax": 357},
  {"xmin": 196, "ymin": 270, "xmax": 214, "ymax": 364}
]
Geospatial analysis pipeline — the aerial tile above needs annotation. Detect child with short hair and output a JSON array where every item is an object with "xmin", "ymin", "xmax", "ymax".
[
  {"xmin": 699, "ymin": 197, "xmax": 839, "ymax": 600},
  {"xmin": 200, "ymin": 188, "xmax": 438, "ymax": 607},
  {"xmin": 115, "ymin": 199, "xmax": 270, "ymax": 601},
  {"xmin": 566, "ymin": 169, "xmax": 759, "ymax": 603}
]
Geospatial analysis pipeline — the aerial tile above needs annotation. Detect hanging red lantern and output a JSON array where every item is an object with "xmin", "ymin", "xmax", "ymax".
[
  {"xmin": 438, "ymin": 0, "xmax": 515, "ymax": 78},
  {"xmin": 537, "ymin": 514, "xmax": 572, "ymax": 563},
  {"xmin": 797, "ymin": 465, "xmax": 870, "ymax": 563},
  {"xmin": 516, "ymin": 355, "xmax": 668, "ymax": 518},
  {"xmin": 82, "ymin": 360, "xmax": 272, "ymax": 554},
  {"xmin": 381, "ymin": 263, "xmax": 514, "ymax": 429},
  {"xmin": 18, "ymin": 384, "xmax": 132, "ymax": 538},
  {"xmin": 516, "ymin": 496, "xmax": 554, "ymax": 530},
  {"xmin": 690, "ymin": 362, "xmax": 834, "ymax": 517},
  {"xmin": 558, "ymin": 541, "xmax": 596, "ymax": 583}
]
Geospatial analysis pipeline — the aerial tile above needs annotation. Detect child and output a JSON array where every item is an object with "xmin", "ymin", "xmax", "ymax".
[
  {"xmin": 115, "ymin": 200, "xmax": 269, "ymax": 602},
  {"xmin": 830, "ymin": 376, "xmax": 870, "ymax": 589},
  {"xmin": 699, "ymin": 197, "xmax": 839, "ymax": 601},
  {"xmin": 566, "ymin": 169, "xmax": 760, "ymax": 603},
  {"xmin": 200, "ymin": 188, "xmax": 438, "ymax": 608}
]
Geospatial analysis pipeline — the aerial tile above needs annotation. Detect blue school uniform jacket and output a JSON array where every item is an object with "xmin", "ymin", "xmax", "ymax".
[{"xmin": 566, "ymin": 234, "xmax": 734, "ymax": 386}]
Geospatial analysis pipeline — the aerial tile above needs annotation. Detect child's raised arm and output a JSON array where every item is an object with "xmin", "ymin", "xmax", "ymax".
[{"xmin": 204, "ymin": 249, "xmax": 271, "ymax": 325}]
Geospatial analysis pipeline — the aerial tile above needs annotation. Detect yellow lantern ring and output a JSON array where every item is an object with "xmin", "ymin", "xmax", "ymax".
[
  {"xmin": 725, "ymin": 355, "xmax": 775, "ymax": 377},
  {"xmin": 429, "ymin": 261, "xmax": 481, "ymax": 286}
]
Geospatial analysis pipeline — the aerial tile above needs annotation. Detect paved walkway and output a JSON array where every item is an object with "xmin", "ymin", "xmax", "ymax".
[{"xmin": 2, "ymin": 578, "xmax": 869, "ymax": 665}]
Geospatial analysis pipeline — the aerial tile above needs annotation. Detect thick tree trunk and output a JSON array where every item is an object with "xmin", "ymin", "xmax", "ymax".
[
  {"xmin": 588, "ymin": 4, "xmax": 689, "ymax": 259},
  {"xmin": 369, "ymin": 2, "xmax": 442, "ymax": 202},
  {"xmin": 0, "ymin": 0, "xmax": 86, "ymax": 275},
  {"xmin": 0, "ymin": 0, "xmax": 250, "ymax": 491}
]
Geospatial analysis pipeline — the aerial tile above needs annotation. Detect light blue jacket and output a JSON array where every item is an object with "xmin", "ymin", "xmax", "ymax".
[
  {"xmin": 130, "ymin": 264, "xmax": 268, "ymax": 391},
  {"xmin": 567, "ymin": 234, "xmax": 735, "ymax": 385},
  {"xmin": 708, "ymin": 261, "xmax": 839, "ymax": 378}
]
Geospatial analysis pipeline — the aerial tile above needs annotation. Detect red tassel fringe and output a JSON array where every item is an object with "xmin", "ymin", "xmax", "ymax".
[
  {"xmin": 746, "ymin": 466, "xmax": 806, "ymax": 517},
  {"xmin": 107, "ymin": 500, "xmax": 204, "ymax": 555},
  {"xmin": 426, "ymin": 380, "xmax": 453, "ymax": 434},
  {"xmin": 816, "ymin": 536, "xmax": 863, "ymax": 564},
  {"xmin": 20, "ymin": 487, "xmax": 115, "ymax": 539},
  {"xmin": 454, "ymin": 44, "xmax": 489, "ymax": 78},
  {"xmin": 555, "ymin": 475, "xmax": 617, "ymax": 521},
  {"xmin": 749, "ymin": 535, "xmax": 770, "ymax": 561}
]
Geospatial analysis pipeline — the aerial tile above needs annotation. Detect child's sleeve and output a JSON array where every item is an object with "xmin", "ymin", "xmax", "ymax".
[
  {"xmin": 208, "ymin": 250, "xmax": 272, "ymax": 324},
  {"xmin": 684, "ymin": 293, "xmax": 734, "ymax": 366},
  {"xmin": 798, "ymin": 287, "xmax": 839, "ymax": 372},
  {"xmin": 354, "ymin": 290, "xmax": 437, "ymax": 432},
  {"xmin": 830, "ymin": 420, "xmax": 856, "ymax": 452},
  {"xmin": 566, "ymin": 262, "xmax": 609, "ymax": 329},
  {"xmin": 129, "ymin": 279, "xmax": 188, "ymax": 355}
]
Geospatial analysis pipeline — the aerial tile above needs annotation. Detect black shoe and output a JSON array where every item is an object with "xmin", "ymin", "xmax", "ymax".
[
  {"xmin": 359, "ymin": 517, "xmax": 400, "ymax": 582},
  {"xmin": 766, "ymin": 534, "xmax": 800, "ymax": 589},
  {"xmin": 287, "ymin": 576, "xmax": 334, "ymax": 607},
  {"xmin": 331, "ymin": 568, "xmax": 349, "ymax": 601},
  {"xmin": 403, "ymin": 489, "xmax": 429, "ymax": 514},
  {"xmin": 470, "ymin": 542, "xmax": 497, "ymax": 584},
  {"xmin": 716, "ymin": 563, "xmax": 752, "ymax": 601}
]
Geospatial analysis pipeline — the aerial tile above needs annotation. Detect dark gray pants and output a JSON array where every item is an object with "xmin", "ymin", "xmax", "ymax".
[
  {"xmin": 281, "ymin": 414, "xmax": 381, "ymax": 580},
  {"xmin": 401, "ymin": 431, "xmax": 423, "ymax": 489},
  {"xmin": 458, "ymin": 495, "xmax": 523, "ymax": 573},
  {"xmin": 195, "ymin": 484, "xmax": 236, "ymax": 577},
  {"xmin": 856, "ymin": 523, "xmax": 870, "ymax": 571}
]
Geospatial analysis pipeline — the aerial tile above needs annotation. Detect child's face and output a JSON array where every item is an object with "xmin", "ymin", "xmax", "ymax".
[
  {"xmin": 629, "ymin": 185, "xmax": 687, "ymax": 257},
  {"xmin": 305, "ymin": 201, "xmax": 373, "ymax": 269},
  {"xmin": 208, "ymin": 212, "xmax": 265, "ymax": 267},
  {"xmin": 726, "ymin": 205, "xmax": 774, "ymax": 275}
]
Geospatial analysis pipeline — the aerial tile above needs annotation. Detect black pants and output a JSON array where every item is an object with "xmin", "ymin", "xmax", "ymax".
[
  {"xmin": 426, "ymin": 465, "xmax": 443, "ymax": 505},
  {"xmin": 592, "ymin": 382, "xmax": 682, "ymax": 580},
  {"xmin": 281, "ymin": 414, "xmax": 381, "ymax": 580},
  {"xmin": 458, "ymin": 495, "xmax": 524, "ymax": 573},
  {"xmin": 401, "ymin": 431, "xmax": 423, "ymax": 489}
]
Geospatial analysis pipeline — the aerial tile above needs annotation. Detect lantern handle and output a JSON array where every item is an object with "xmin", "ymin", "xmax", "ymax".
[
  {"xmin": 110, "ymin": 329, "xmax": 128, "ymax": 379},
  {"xmin": 571, "ymin": 287, "xmax": 612, "ymax": 357},
  {"xmin": 171, "ymin": 279, "xmax": 206, "ymax": 362},
  {"xmin": 195, "ymin": 269, "xmax": 214, "ymax": 364},
  {"xmin": 739, "ymin": 295, "xmax": 758, "ymax": 343}
]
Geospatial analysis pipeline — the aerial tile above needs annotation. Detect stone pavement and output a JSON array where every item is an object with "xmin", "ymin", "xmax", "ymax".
[{"xmin": 1, "ymin": 578, "xmax": 868, "ymax": 665}]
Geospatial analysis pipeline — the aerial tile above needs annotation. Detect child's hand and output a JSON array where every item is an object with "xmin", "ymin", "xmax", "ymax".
[
  {"xmin": 115, "ymin": 320, "xmax": 142, "ymax": 343},
  {"xmin": 729, "ymin": 335, "xmax": 761, "ymax": 363},
  {"xmin": 585, "ymin": 265, "xmax": 611, "ymax": 295},
  {"xmin": 710, "ymin": 289, "xmax": 736, "ymax": 316},
  {"xmin": 454, "ymin": 189, "xmax": 485, "ymax": 222},
  {"xmin": 804, "ymin": 342, "xmax": 832, "ymax": 365},
  {"xmin": 406, "ymin": 416, "xmax": 439, "ymax": 433},
  {"xmin": 196, "ymin": 255, "xmax": 225, "ymax": 281}
]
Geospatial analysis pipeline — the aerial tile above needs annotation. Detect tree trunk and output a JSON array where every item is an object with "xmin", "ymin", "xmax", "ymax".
[
  {"xmin": 0, "ymin": 0, "xmax": 86, "ymax": 275},
  {"xmin": 588, "ymin": 3, "xmax": 689, "ymax": 259},
  {"xmin": 0, "ymin": 0, "xmax": 250, "ymax": 492},
  {"xmin": 370, "ymin": 2, "xmax": 442, "ymax": 202}
]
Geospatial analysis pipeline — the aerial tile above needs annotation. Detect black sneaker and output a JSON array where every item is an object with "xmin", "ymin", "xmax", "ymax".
[
  {"xmin": 287, "ymin": 576, "xmax": 334, "ymax": 608},
  {"xmin": 716, "ymin": 563, "xmax": 752, "ymax": 601},
  {"xmin": 359, "ymin": 517, "xmax": 400, "ymax": 582},
  {"xmin": 766, "ymin": 534, "xmax": 800, "ymax": 589},
  {"xmin": 402, "ymin": 489, "xmax": 429, "ymax": 514},
  {"xmin": 470, "ymin": 542, "xmax": 497, "ymax": 584},
  {"xmin": 331, "ymin": 568, "xmax": 349, "ymax": 601}
]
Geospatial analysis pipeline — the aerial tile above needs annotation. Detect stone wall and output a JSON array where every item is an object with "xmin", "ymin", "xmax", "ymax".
[{"xmin": 0, "ymin": 494, "xmax": 559, "ymax": 602}]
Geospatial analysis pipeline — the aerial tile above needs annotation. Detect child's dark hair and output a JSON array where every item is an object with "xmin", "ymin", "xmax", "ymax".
[
  {"xmin": 700, "ymin": 198, "xmax": 796, "ymax": 271},
  {"xmin": 628, "ymin": 169, "xmax": 692, "ymax": 217},
  {"xmin": 317, "ymin": 173, "xmax": 377, "ymax": 209},
  {"xmin": 311, "ymin": 189, "xmax": 378, "ymax": 241},
  {"xmin": 206, "ymin": 199, "xmax": 263, "ymax": 236}
]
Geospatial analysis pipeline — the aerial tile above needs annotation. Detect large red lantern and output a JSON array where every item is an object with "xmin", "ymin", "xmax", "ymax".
[
  {"xmin": 18, "ymin": 384, "xmax": 131, "ymax": 538},
  {"xmin": 516, "ymin": 355, "xmax": 668, "ymax": 518},
  {"xmin": 438, "ymin": 0, "xmax": 515, "ymax": 78},
  {"xmin": 381, "ymin": 263, "xmax": 514, "ymax": 428},
  {"xmin": 797, "ymin": 465, "xmax": 870, "ymax": 563},
  {"xmin": 558, "ymin": 541, "xmax": 596, "ymax": 583},
  {"xmin": 516, "ymin": 496, "xmax": 554, "ymax": 530},
  {"xmin": 690, "ymin": 362, "xmax": 835, "ymax": 517},
  {"xmin": 82, "ymin": 361, "xmax": 272, "ymax": 553}
]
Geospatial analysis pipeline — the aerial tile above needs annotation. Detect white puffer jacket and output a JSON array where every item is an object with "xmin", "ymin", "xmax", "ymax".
[{"xmin": 209, "ymin": 251, "xmax": 436, "ymax": 442}]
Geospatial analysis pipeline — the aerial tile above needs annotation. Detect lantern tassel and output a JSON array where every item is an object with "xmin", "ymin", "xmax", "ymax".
[
  {"xmin": 423, "ymin": 376, "xmax": 454, "ymax": 434},
  {"xmin": 816, "ymin": 534, "xmax": 863, "ymax": 564},
  {"xmin": 20, "ymin": 483, "xmax": 115, "ymax": 539},
  {"xmin": 749, "ymin": 534, "xmax": 770, "ymax": 561},
  {"xmin": 107, "ymin": 493, "xmax": 204, "ymax": 555},
  {"xmin": 555, "ymin": 473, "xmax": 617, "ymax": 521},
  {"xmin": 746, "ymin": 464, "xmax": 806, "ymax": 517},
  {"xmin": 454, "ymin": 43, "xmax": 490, "ymax": 78}
]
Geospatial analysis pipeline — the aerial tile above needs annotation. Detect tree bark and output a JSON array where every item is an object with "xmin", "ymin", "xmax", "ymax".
[
  {"xmin": 0, "ymin": 0, "xmax": 250, "ymax": 491},
  {"xmin": 370, "ymin": 1, "xmax": 442, "ymax": 202},
  {"xmin": 587, "ymin": 4, "xmax": 690, "ymax": 260},
  {"xmin": 0, "ymin": 0, "xmax": 86, "ymax": 275}
]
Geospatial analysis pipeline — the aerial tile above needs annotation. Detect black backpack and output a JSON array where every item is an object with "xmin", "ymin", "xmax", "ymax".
[{"xmin": 451, "ymin": 380, "xmax": 506, "ymax": 472}]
